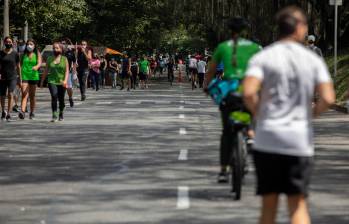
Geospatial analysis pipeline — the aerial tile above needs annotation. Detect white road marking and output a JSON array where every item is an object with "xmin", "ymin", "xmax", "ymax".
[
  {"xmin": 179, "ymin": 106, "xmax": 184, "ymax": 110},
  {"xmin": 96, "ymin": 102, "xmax": 112, "ymax": 105},
  {"xmin": 179, "ymin": 114, "xmax": 185, "ymax": 119},
  {"xmin": 179, "ymin": 128, "xmax": 187, "ymax": 135},
  {"xmin": 177, "ymin": 186, "xmax": 190, "ymax": 209},
  {"xmin": 125, "ymin": 101, "xmax": 141, "ymax": 105},
  {"xmin": 178, "ymin": 149, "xmax": 188, "ymax": 161},
  {"xmin": 180, "ymin": 100, "xmax": 185, "ymax": 104},
  {"xmin": 185, "ymin": 101, "xmax": 200, "ymax": 105}
]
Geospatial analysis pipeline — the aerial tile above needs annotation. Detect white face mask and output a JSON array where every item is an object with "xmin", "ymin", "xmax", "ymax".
[
  {"xmin": 19, "ymin": 45, "xmax": 26, "ymax": 52},
  {"xmin": 26, "ymin": 45, "xmax": 34, "ymax": 52}
]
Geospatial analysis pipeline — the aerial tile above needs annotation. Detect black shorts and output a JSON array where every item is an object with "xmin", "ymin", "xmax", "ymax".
[
  {"xmin": 121, "ymin": 71, "xmax": 130, "ymax": 79},
  {"xmin": 139, "ymin": 72, "xmax": 147, "ymax": 81},
  {"xmin": 22, "ymin": 80, "xmax": 39, "ymax": 85},
  {"xmin": 189, "ymin": 68, "xmax": 198, "ymax": 74},
  {"xmin": 0, "ymin": 79, "xmax": 17, "ymax": 96},
  {"xmin": 253, "ymin": 150, "xmax": 313, "ymax": 197}
]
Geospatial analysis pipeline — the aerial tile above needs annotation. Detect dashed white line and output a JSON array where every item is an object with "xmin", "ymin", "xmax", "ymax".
[
  {"xmin": 179, "ymin": 128, "xmax": 187, "ymax": 135},
  {"xmin": 180, "ymin": 100, "xmax": 185, "ymax": 104},
  {"xmin": 179, "ymin": 106, "xmax": 184, "ymax": 110},
  {"xmin": 96, "ymin": 102, "xmax": 112, "ymax": 105},
  {"xmin": 178, "ymin": 149, "xmax": 188, "ymax": 161},
  {"xmin": 177, "ymin": 186, "xmax": 190, "ymax": 209},
  {"xmin": 125, "ymin": 101, "xmax": 141, "ymax": 105},
  {"xmin": 179, "ymin": 114, "xmax": 185, "ymax": 119}
]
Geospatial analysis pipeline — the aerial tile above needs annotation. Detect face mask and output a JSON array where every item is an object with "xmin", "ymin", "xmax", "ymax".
[
  {"xmin": 53, "ymin": 50, "xmax": 61, "ymax": 56},
  {"xmin": 19, "ymin": 45, "xmax": 26, "ymax": 52},
  {"xmin": 5, "ymin": 44, "xmax": 12, "ymax": 49},
  {"xmin": 27, "ymin": 45, "xmax": 34, "ymax": 52}
]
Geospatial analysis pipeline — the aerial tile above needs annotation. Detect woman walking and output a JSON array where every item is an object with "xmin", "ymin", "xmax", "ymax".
[
  {"xmin": 19, "ymin": 39, "xmax": 42, "ymax": 119},
  {"xmin": 0, "ymin": 37, "xmax": 21, "ymax": 121},
  {"xmin": 40, "ymin": 42, "xmax": 69, "ymax": 122},
  {"xmin": 90, "ymin": 53, "xmax": 101, "ymax": 91},
  {"xmin": 109, "ymin": 58, "xmax": 118, "ymax": 88}
]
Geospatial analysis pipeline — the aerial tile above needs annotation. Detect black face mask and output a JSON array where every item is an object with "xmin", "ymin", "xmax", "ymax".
[
  {"xmin": 53, "ymin": 50, "xmax": 61, "ymax": 56},
  {"xmin": 5, "ymin": 44, "xmax": 12, "ymax": 49}
]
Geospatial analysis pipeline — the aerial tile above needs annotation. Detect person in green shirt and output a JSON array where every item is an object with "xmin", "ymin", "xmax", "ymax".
[
  {"xmin": 205, "ymin": 17, "xmax": 262, "ymax": 183},
  {"xmin": 40, "ymin": 42, "xmax": 69, "ymax": 122},
  {"xmin": 138, "ymin": 55, "xmax": 150, "ymax": 89},
  {"xmin": 19, "ymin": 39, "xmax": 42, "ymax": 120}
]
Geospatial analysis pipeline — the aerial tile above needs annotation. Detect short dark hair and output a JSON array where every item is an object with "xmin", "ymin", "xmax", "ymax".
[{"xmin": 276, "ymin": 6, "xmax": 307, "ymax": 38}]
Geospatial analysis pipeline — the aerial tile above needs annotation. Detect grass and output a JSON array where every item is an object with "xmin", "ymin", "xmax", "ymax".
[{"xmin": 325, "ymin": 50, "xmax": 349, "ymax": 105}]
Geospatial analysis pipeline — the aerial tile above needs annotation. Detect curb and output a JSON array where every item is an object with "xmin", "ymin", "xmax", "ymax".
[{"xmin": 331, "ymin": 104, "xmax": 348, "ymax": 114}]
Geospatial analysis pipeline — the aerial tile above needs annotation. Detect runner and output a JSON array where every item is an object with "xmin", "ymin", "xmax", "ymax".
[
  {"xmin": 121, "ymin": 54, "xmax": 131, "ymax": 91},
  {"xmin": 90, "ymin": 53, "xmax": 101, "ymax": 91},
  {"xmin": 40, "ymin": 42, "xmax": 69, "ymax": 122},
  {"xmin": 0, "ymin": 37, "xmax": 21, "ymax": 122},
  {"xmin": 243, "ymin": 6, "xmax": 335, "ymax": 224},
  {"xmin": 109, "ymin": 58, "xmax": 118, "ymax": 89},
  {"xmin": 205, "ymin": 17, "xmax": 262, "ymax": 183},
  {"xmin": 76, "ymin": 40, "xmax": 92, "ymax": 101},
  {"xmin": 138, "ymin": 55, "xmax": 149, "ymax": 89},
  {"xmin": 64, "ymin": 44, "xmax": 76, "ymax": 107},
  {"xmin": 197, "ymin": 56, "xmax": 207, "ymax": 88},
  {"xmin": 130, "ymin": 57, "xmax": 139, "ymax": 90},
  {"xmin": 19, "ymin": 39, "xmax": 42, "ymax": 119},
  {"xmin": 188, "ymin": 55, "xmax": 198, "ymax": 89}
]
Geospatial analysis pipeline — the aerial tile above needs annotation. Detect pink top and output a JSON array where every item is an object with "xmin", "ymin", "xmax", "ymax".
[{"xmin": 90, "ymin": 59, "xmax": 101, "ymax": 73}]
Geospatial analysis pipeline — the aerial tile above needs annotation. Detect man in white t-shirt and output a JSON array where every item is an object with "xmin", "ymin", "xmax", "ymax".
[
  {"xmin": 197, "ymin": 57, "xmax": 207, "ymax": 88},
  {"xmin": 243, "ymin": 6, "xmax": 335, "ymax": 224},
  {"xmin": 188, "ymin": 55, "xmax": 198, "ymax": 88}
]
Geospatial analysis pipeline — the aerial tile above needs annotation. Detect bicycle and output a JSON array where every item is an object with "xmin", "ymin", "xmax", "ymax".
[
  {"xmin": 207, "ymin": 79, "xmax": 251, "ymax": 200},
  {"xmin": 225, "ymin": 94, "xmax": 251, "ymax": 200}
]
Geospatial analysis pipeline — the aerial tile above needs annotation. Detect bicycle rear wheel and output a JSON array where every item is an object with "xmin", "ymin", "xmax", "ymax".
[{"xmin": 231, "ymin": 131, "xmax": 245, "ymax": 200}]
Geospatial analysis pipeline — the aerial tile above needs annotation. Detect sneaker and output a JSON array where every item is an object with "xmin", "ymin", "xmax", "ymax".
[
  {"xmin": 81, "ymin": 95, "xmax": 86, "ymax": 101},
  {"xmin": 18, "ymin": 111, "xmax": 25, "ymax": 120},
  {"xmin": 5, "ymin": 114, "xmax": 12, "ymax": 122},
  {"xmin": 51, "ymin": 113, "xmax": 58, "ymax": 122},
  {"xmin": 1, "ymin": 111, "xmax": 7, "ymax": 120},
  {"xmin": 59, "ymin": 112, "xmax": 64, "ymax": 121},
  {"xmin": 69, "ymin": 98, "xmax": 74, "ymax": 108},
  {"xmin": 12, "ymin": 105, "xmax": 19, "ymax": 112},
  {"xmin": 217, "ymin": 172, "xmax": 229, "ymax": 183},
  {"xmin": 29, "ymin": 113, "xmax": 35, "ymax": 120}
]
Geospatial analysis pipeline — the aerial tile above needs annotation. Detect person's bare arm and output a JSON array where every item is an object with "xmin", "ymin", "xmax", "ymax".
[
  {"xmin": 64, "ymin": 58, "xmax": 69, "ymax": 86},
  {"xmin": 17, "ymin": 62, "xmax": 22, "ymax": 86},
  {"xmin": 33, "ymin": 51, "xmax": 42, "ymax": 71},
  {"xmin": 204, "ymin": 61, "xmax": 217, "ymax": 88},
  {"xmin": 313, "ymin": 82, "xmax": 335, "ymax": 117},
  {"xmin": 40, "ymin": 65, "xmax": 49, "ymax": 87},
  {"xmin": 243, "ymin": 76, "xmax": 262, "ymax": 116}
]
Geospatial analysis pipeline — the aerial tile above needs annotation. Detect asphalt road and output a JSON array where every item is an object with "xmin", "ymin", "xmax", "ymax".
[{"xmin": 0, "ymin": 76, "xmax": 348, "ymax": 224}]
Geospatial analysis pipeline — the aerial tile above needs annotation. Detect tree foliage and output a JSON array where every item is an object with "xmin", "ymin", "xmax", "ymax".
[{"xmin": 6, "ymin": 0, "xmax": 349, "ymax": 54}]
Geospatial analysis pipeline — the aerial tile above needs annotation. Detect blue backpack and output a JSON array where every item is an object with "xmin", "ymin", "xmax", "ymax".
[{"xmin": 208, "ymin": 79, "xmax": 240, "ymax": 105}]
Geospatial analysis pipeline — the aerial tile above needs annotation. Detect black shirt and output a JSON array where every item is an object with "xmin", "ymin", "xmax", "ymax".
[
  {"xmin": 65, "ymin": 50, "xmax": 76, "ymax": 70},
  {"xmin": 0, "ymin": 50, "xmax": 20, "ymax": 80},
  {"xmin": 77, "ymin": 49, "xmax": 90, "ymax": 71}
]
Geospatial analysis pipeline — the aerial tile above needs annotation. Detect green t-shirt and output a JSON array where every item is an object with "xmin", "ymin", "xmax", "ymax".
[
  {"xmin": 21, "ymin": 53, "xmax": 39, "ymax": 81},
  {"xmin": 213, "ymin": 38, "xmax": 261, "ymax": 80},
  {"xmin": 138, "ymin": 60, "xmax": 149, "ymax": 73},
  {"xmin": 47, "ymin": 56, "xmax": 67, "ymax": 85}
]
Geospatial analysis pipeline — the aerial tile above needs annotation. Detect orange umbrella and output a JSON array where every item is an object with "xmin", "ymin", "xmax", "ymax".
[{"xmin": 105, "ymin": 48, "xmax": 123, "ymax": 55}]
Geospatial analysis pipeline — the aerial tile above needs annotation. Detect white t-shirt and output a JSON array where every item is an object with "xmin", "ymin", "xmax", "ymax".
[
  {"xmin": 246, "ymin": 41, "xmax": 332, "ymax": 157},
  {"xmin": 197, "ymin": 60, "xmax": 207, "ymax": 73},
  {"xmin": 189, "ymin": 58, "xmax": 198, "ymax": 69}
]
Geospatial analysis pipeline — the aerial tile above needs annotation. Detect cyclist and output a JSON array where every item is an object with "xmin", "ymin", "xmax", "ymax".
[{"xmin": 205, "ymin": 17, "xmax": 262, "ymax": 183}]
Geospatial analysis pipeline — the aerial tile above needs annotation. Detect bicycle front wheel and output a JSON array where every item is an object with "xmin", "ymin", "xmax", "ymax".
[{"xmin": 231, "ymin": 131, "xmax": 245, "ymax": 200}]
